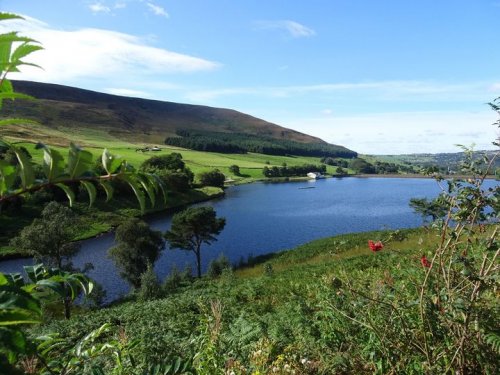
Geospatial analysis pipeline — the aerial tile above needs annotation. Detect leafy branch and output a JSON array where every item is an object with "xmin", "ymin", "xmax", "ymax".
[{"xmin": 0, "ymin": 141, "xmax": 166, "ymax": 212}]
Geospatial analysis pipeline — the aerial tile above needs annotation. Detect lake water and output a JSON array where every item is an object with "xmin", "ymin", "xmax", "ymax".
[{"xmin": 1, "ymin": 177, "xmax": 494, "ymax": 301}]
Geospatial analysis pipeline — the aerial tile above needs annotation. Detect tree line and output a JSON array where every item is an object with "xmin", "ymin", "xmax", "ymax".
[
  {"xmin": 263, "ymin": 163, "xmax": 326, "ymax": 177},
  {"xmin": 165, "ymin": 129, "xmax": 358, "ymax": 158},
  {"xmin": 321, "ymin": 156, "xmax": 419, "ymax": 174}
]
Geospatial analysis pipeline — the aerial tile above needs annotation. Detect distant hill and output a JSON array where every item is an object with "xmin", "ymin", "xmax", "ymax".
[
  {"xmin": 1, "ymin": 80, "xmax": 356, "ymax": 158},
  {"xmin": 367, "ymin": 150, "xmax": 500, "ymax": 173}
]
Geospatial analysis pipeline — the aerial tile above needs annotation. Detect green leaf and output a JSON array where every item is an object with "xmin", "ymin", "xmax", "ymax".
[
  {"xmin": 0, "ymin": 78, "xmax": 13, "ymax": 93},
  {"xmin": 148, "ymin": 173, "xmax": 168, "ymax": 205},
  {"xmin": 137, "ymin": 173, "xmax": 155, "ymax": 208},
  {"xmin": 81, "ymin": 181, "xmax": 97, "ymax": 207},
  {"xmin": 0, "ymin": 91, "xmax": 33, "ymax": 100},
  {"xmin": 11, "ymin": 43, "xmax": 43, "ymax": 63},
  {"xmin": 0, "ymin": 310, "xmax": 41, "ymax": 326},
  {"xmin": 4, "ymin": 273, "xmax": 23, "ymax": 288},
  {"xmin": 0, "ymin": 327, "xmax": 27, "ymax": 356},
  {"xmin": 0, "ymin": 32, "xmax": 37, "ymax": 45},
  {"xmin": 56, "ymin": 183, "xmax": 75, "ymax": 207},
  {"xmin": 102, "ymin": 149, "xmax": 124, "ymax": 175},
  {"xmin": 38, "ymin": 144, "xmax": 65, "ymax": 181},
  {"xmin": 35, "ymin": 279, "xmax": 65, "ymax": 297},
  {"xmin": 0, "ymin": 286, "xmax": 41, "ymax": 323},
  {"xmin": 68, "ymin": 143, "xmax": 93, "ymax": 178},
  {"xmin": 0, "ymin": 160, "xmax": 17, "ymax": 195},
  {"xmin": 11, "ymin": 145, "xmax": 34, "ymax": 188},
  {"xmin": 99, "ymin": 180, "xmax": 114, "ymax": 202},
  {"xmin": 0, "ymin": 92, "xmax": 34, "ymax": 109},
  {"xmin": 120, "ymin": 174, "xmax": 146, "ymax": 213},
  {"xmin": 0, "ymin": 273, "xmax": 8, "ymax": 286},
  {"xmin": 24, "ymin": 264, "xmax": 46, "ymax": 283},
  {"xmin": 0, "ymin": 33, "xmax": 13, "ymax": 71},
  {"xmin": 149, "ymin": 174, "xmax": 167, "ymax": 204}
]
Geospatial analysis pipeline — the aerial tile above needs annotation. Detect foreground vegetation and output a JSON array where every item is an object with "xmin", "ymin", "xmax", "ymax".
[{"xmin": 15, "ymin": 223, "xmax": 497, "ymax": 374}]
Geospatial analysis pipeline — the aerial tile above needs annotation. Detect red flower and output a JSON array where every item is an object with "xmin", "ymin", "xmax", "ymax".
[
  {"xmin": 368, "ymin": 240, "xmax": 384, "ymax": 252},
  {"xmin": 420, "ymin": 255, "xmax": 431, "ymax": 268}
]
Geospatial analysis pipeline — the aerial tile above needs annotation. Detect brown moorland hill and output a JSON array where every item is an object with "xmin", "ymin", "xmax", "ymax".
[{"xmin": 3, "ymin": 80, "xmax": 333, "ymax": 148}]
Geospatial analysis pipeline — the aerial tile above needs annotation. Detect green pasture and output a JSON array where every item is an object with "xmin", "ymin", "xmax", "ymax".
[{"xmin": 12, "ymin": 140, "xmax": 337, "ymax": 182}]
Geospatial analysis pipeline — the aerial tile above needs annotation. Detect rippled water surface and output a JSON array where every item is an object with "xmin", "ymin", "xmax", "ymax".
[{"xmin": 2, "ymin": 177, "xmax": 495, "ymax": 301}]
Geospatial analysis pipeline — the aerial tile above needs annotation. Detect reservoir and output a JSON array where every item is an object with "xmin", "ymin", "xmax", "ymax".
[{"xmin": 1, "ymin": 177, "xmax": 496, "ymax": 301}]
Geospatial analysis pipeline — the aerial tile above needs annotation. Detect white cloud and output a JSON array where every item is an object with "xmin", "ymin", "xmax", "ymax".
[
  {"xmin": 321, "ymin": 109, "xmax": 333, "ymax": 115},
  {"xmin": 256, "ymin": 20, "xmax": 315, "ymax": 38},
  {"xmin": 184, "ymin": 80, "xmax": 491, "ymax": 103},
  {"xmin": 0, "ymin": 16, "xmax": 219, "ymax": 84},
  {"xmin": 490, "ymin": 83, "xmax": 500, "ymax": 92},
  {"xmin": 89, "ymin": 2, "xmax": 111, "ymax": 13},
  {"xmin": 114, "ymin": 2, "xmax": 127, "ymax": 9},
  {"xmin": 146, "ymin": 2, "xmax": 169, "ymax": 18},
  {"xmin": 104, "ymin": 88, "xmax": 151, "ymax": 97},
  {"xmin": 284, "ymin": 111, "xmax": 498, "ymax": 154}
]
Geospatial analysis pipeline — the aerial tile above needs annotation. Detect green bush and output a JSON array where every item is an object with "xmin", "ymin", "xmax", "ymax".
[
  {"xmin": 207, "ymin": 254, "xmax": 231, "ymax": 279},
  {"xmin": 199, "ymin": 169, "xmax": 225, "ymax": 188},
  {"xmin": 138, "ymin": 264, "xmax": 161, "ymax": 301}
]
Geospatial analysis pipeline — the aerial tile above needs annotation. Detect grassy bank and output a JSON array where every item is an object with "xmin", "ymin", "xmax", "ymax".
[{"xmin": 34, "ymin": 225, "xmax": 498, "ymax": 373}]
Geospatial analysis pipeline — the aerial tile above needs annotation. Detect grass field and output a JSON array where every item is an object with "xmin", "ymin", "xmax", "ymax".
[{"xmin": 10, "ymin": 138, "xmax": 340, "ymax": 182}]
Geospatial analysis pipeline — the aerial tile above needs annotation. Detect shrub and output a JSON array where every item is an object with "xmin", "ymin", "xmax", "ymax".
[
  {"xmin": 229, "ymin": 164, "xmax": 240, "ymax": 176},
  {"xmin": 207, "ymin": 254, "xmax": 231, "ymax": 278},
  {"xmin": 163, "ymin": 265, "xmax": 182, "ymax": 294},
  {"xmin": 138, "ymin": 264, "xmax": 161, "ymax": 301},
  {"xmin": 199, "ymin": 169, "xmax": 225, "ymax": 188}
]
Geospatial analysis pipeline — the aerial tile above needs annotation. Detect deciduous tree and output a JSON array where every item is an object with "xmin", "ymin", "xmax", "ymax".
[
  {"xmin": 165, "ymin": 206, "xmax": 226, "ymax": 278},
  {"xmin": 10, "ymin": 201, "xmax": 80, "ymax": 269},
  {"xmin": 108, "ymin": 218, "xmax": 165, "ymax": 288}
]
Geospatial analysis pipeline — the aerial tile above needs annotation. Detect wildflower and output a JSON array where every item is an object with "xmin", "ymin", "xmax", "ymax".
[
  {"xmin": 420, "ymin": 255, "xmax": 431, "ymax": 268},
  {"xmin": 368, "ymin": 240, "xmax": 384, "ymax": 252}
]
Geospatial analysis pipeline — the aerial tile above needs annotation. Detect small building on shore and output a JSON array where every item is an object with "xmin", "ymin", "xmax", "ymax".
[{"xmin": 307, "ymin": 172, "xmax": 323, "ymax": 179}]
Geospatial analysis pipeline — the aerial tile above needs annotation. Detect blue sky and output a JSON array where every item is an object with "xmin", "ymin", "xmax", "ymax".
[{"xmin": 1, "ymin": 0, "xmax": 499, "ymax": 154}]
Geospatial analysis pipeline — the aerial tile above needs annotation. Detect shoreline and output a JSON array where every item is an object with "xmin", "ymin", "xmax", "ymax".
[
  {"xmin": 349, "ymin": 173, "xmax": 497, "ymax": 179},
  {"xmin": 0, "ymin": 186, "xmax": 225, "ymax": 262},
  {"xmin": 2, "ymin": 173, "xmax": 497, "ymax": 262}
]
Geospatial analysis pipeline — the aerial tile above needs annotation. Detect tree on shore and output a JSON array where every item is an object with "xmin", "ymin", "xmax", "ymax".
[
  {"xmin": 109, "ymin": 218, "xmax": 165, "ymax": 288},
  {"xmin": 229, "ymin": 164, "xmax": 240, "ymax": 176},
  {"xmin": 199, "ymin": 169, "xmax": 225, "ymax": 188},
  {"xmin": 11, "ymin": 201, "xmax": 80, "ymax": 269},
  {"xmin": 164, "ymin": 206, "xmax": 226, "ymax": 278}
]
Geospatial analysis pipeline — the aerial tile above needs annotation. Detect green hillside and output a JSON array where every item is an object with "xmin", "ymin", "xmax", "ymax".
[{"xmin": 1, "ymin": 80, "xmax": 354, "ymax": 158}]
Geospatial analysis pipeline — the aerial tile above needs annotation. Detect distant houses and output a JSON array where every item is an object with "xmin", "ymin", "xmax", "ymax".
[
  {"xmin": 136, "ymin": 146, "xmax": 162, "ymax": 152},
  {"xmin": 307, "ymin": 172, "xmax": 324, "ymax": 179}
]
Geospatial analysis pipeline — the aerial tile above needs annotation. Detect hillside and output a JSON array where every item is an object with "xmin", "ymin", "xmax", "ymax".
[
  {"xmin": 1, "ymin": 80, "xmax": 353, "ymax": 156},
  {"xmin": 365, "ymin": 150, "xmax": 500, "ymax": 173}
]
